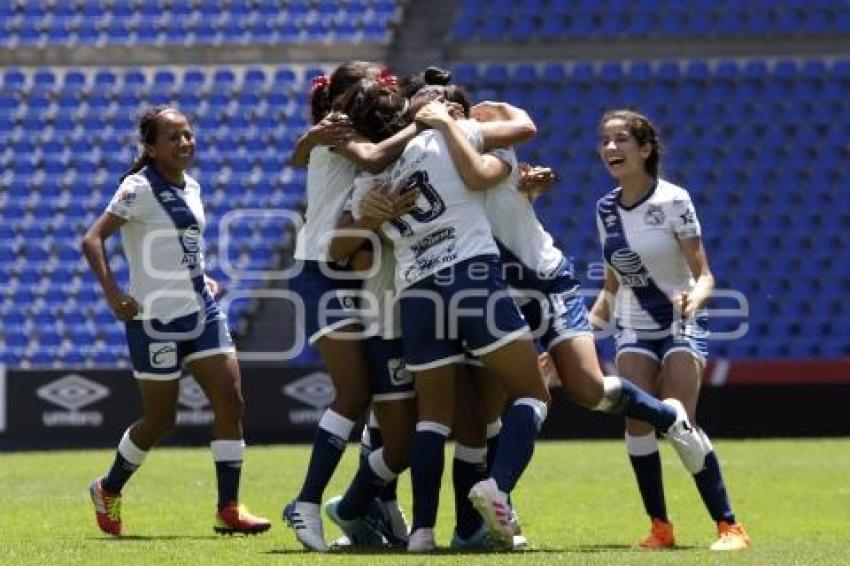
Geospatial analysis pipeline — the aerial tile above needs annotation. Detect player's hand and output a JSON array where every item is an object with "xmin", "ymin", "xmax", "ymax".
[
  {"xmin": 518, "ymin": 162, "xmax": 556, "ymax": 201},
  {"xmin": 360, "ymin": 183, "xmax": 396, "ymax": 223},
  {"xmin": 414, "ymin": 101, "xmax": 453, "ymax": 129},
  {"xmin": 671, "ymin": 291, "xmax": 696, "ymax": 320},
  {"xmin": 107, "ymin": 292, "xmax": 141, "ymax": 322},
  {"xmin": 205, "ymin": 275, "xmax": 222, "ymax": 298},
  {"xmin": 309, "ymin": 113, "xmax": 355, "ymax": 146},
  {"xmin": 390, "ymin": 188, "xmax": 420, "ymax": 218},
  {"xmin": 470, "ymin": 101, "xmax": 510, "ymax": 122}
]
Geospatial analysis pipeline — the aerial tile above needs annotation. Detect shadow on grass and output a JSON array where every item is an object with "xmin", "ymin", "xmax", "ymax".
[
  {"xmin": 265, "ymin": 543, "xmax": 700, "ymax": 556},
  {"xmin": 91, "ymin": 535, "xmax": 225, "ymax": 541}
]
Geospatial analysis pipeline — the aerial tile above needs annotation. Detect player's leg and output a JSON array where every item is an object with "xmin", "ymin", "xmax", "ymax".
[
  {"xmin": 284, "ymin": 327, "xmax": 371, "ymax": 550},
  {"xmin": 332, "ymin": 337, "xmax": 415, "ymax": 546},
  {"xmin": 189, "ymin": 352, "xmax": 270, "ymax": 535},
  {"xmin": 407, "ymin": 362, "xmax": 457, "ymax": 551},
  {"xmin": 544, "ymin": 290, "xmax": 679, "ymax": 431},
  {"xmin": 450, "ymin": 363, "xmax": 489, "ymax": 546},
  {"xmin": 91, "ymin": 378, "xmax": 179, "ymax": 536},
  {"xmin": 470, "ymin": 334, "xmax": 550, "ymax": 548},
  {"xmin": 91, "ymin": 319, "xmax": 182, "ymax": 536},
  {"xmin": 618, "ymin": 350, "xmax": 675, "ymax": 550},
  {"xmin": 659, "ymin": 349, "xmax": 749, "ymax": 551}
]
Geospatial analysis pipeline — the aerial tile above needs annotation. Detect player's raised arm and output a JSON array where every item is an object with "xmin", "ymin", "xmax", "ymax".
[{"xmin": 415, "ymin": 100, "xmax": 511, "ymax": 191}]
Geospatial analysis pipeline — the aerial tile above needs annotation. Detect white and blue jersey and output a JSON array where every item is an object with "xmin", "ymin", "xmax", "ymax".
[
  {"xmin": 356, "ymin": 122, "xmax": 527, "ymax": 370},
  {"xmin": 294, "ymin": 145, "xmax": 361, "ymax": 261},
  {"xmin": 358, "ymin": 121, "xmax": 499, "ymax": 290},
  {"xmin": 291, "ymin": 145, "xmax": 364, "ymax": 344},
  {"xmin": 106, "ymin": 166, "xmax": 234, "ymax": 379},
  {"xmin": 482, "ymin": 148, "xmax": 591, "ymax": 350},
  {"xmin": 596, "ymin": 179, "xmax": 708, "ymax": 364}
]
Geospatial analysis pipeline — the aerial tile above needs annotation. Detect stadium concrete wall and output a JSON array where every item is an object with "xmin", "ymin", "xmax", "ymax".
[{"xmin": 1, "ymin": 363, "xmax": 848, "ymax": 450}]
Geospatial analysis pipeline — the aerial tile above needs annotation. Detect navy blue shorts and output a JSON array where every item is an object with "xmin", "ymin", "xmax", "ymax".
[
  {"xmin": 290, "ymin": 260, "xmax": 362, "ymax": 345},
  {"xmin": 364, "ymin": 337, "xmax": 415, "ymax": 401},
  {"xmin": 615, "ymin": 316, "xmax": 709, "ymax": 367},
  {"xmin": 125, "ymin": 311, "xmax": 235, "ymax": 380},
  {"xmin": 399, "ymin": 255, "xmax": 529, "ymax": 371},
  {"xmin": 519, "ymin": 275, "xmax": 593, "ymax": 352}
]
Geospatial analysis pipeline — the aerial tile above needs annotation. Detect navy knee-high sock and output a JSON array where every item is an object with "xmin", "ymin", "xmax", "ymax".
[
  {"xmin": 597, "ymin": 376, "xmax": 676, "ymax": 431},
  {"xmin": 102, "ymin": 428, "xmax": 147, "ymax": 493},
  {"xmin": 212, "ymin": 439, "xmax": 245, "ymax": 509},
  {"xmin": 298, "ymin": 410, "xmax": 354, "ymax": 504},
  {"xmin": 338, "ymin": 448, "xmax": 397, "ymax": 520},
  {"xmin": 626, "ymin": 432, "xmax": 668, "ymax": 521},
  {"xmin": 694, "ymin": 449, "xmax": 736, "ymax": 524},
  {"xmin": 410, "ymin": 422, "xmax": 450, "ymax": 531},
  {"xmin": 491, "ymin": 399, "xmax": 547, "ymax": 494},
  {"xmin": 452, "ymin": 444, "xmax": 487, "ymax": 538}
]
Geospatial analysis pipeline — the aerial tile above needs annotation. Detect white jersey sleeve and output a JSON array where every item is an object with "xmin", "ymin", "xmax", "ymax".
[
  {"xmin": 107, "ymin": 174, "xmax": 153, "ymax": 221},
  {"xmin": 667, "ymin": 193, "xmax": 702, "ymax": 240}
]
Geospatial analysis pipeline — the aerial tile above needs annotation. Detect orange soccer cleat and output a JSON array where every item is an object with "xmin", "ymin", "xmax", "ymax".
[
  {"xmin": 89, "ymin": 478, "xmax": 123, "ymax": 536},
  {"xmin": 710, "ymin": 521, "xmax": 751, "ymax": 551},
  {"xmin": 215, "ymin": 502, "xmax": 272, "ymax": 535},
  {"xmin": 635, "ymin": 518, "xmax": 676, "ymax": 550}
]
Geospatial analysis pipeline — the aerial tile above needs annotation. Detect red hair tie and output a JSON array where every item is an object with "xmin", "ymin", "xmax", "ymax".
[
  {"xmin": 310, "ymin": 74, "xmax": 330, "ymax": 92},
  {"xmin": 378, "ymin": 67, "xmax": 397, "ymax": 87}
]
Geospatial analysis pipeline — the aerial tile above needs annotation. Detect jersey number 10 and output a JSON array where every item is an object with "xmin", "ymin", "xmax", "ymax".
[{"xmin": 389, "ymin": 170, "xmax": 446, "ymax": 237}]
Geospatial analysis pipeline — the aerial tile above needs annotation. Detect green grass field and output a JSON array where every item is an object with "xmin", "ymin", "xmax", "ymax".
[{"xmin": 2, "ymin": 439, "xmax": 849, "ymax": 565}]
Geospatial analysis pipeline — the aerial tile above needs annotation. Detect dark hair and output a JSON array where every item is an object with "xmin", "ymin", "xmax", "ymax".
[
  {"xmin": 341, "ymin": 79, "xmax": 410, "ymax": 143},
  {"xmin": 408, "ymin": 84, "xmax": 472, "ymax": 119},
  {"xmin": 599, "ymin": 109, "xmax": 662, "ymax": 178},
  {"xmin": 310, "ymin": 61, "xmax": 382, "ymax": 124},
  {"xmin": 120, "ymin": 105, "xmax": 176, "ymax": 182},
  {"xmin": 400, "ymin": 65, "xmax": 452, "ymax": 99}
]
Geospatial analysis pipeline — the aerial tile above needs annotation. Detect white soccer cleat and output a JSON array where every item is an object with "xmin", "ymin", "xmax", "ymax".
[
  {"xmin": 468, "ymin": 478, "xmax": 514, "ymax": 549},
  {"xmin": 509, "ymin": 507, "xmax": 529, "ymax": 549},
  {"xmin": 407, "ymin": 527, "xmax": 436, "ymax": 552},
  {"xmin": 380, "ymin": 499, "xmax": 410, "ymax": 545},
  {"xmin": 283, "ymin": 500, "xmax": 327, "ymax": 551},
  {"xmin": 662, "ymin": 398, "xmax": 708, "ymax": 474}
]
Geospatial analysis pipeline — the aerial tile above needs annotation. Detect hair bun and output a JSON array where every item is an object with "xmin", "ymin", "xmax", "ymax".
[{"xmin": 423, "ymin": 66, "xmax": 452, "ymax": 86}]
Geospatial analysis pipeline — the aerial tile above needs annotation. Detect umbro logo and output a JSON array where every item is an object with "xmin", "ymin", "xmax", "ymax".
[
  {"xmin": 159, "ymin": 190, "xmax": 177, "ymax": 202},
  {"xmin": 282, "ymin": 371, "xmax": 335, "ymax": 409},
  {"xmin": 178, "ymin": 376, "xmax": 209, "ymax": 410},
  {"xmin": 37, "ymin": 374, "xmax": 109, "ymax": 411}
]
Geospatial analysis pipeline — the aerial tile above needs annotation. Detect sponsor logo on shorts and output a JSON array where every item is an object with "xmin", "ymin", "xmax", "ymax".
[
  {"xmin": 387, "ymin": 358, "xmax": 412, "ymax": 387},
  {"xmin": 149, "ymin": 342, "xmax": 178, "ymax": 369}
]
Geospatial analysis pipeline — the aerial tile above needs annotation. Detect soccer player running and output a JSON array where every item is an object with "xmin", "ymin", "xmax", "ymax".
[
  {"xmin": 590, "ymin": 109, "xmax": 750, "ymax": 551},
  {"xmin": 81, "ymin": 106, "xmax": 270, "ymax": 536}
]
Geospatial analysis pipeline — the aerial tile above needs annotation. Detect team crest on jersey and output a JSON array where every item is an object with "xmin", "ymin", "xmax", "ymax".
[{"xmin": 644, "ymin": 205, "xmax": 665, "ymax": 226}]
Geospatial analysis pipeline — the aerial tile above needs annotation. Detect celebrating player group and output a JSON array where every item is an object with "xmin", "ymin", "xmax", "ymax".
[{"xmin": 82, "ymin": 60, "xmax": 750, "ymax": 552}]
